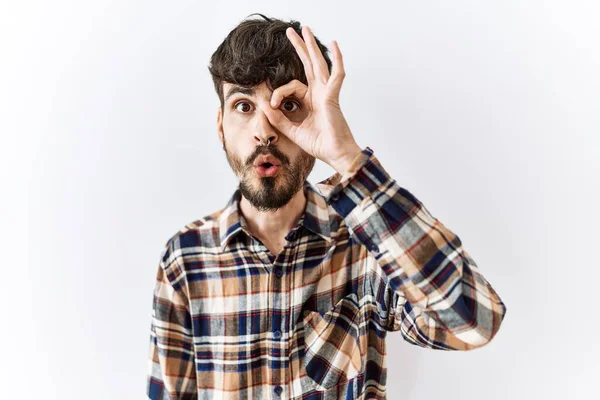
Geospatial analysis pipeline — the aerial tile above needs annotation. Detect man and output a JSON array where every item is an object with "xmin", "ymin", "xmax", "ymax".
[{"xmin": 146, "ymin": 14, "xmax": 507, "ymax": 400}]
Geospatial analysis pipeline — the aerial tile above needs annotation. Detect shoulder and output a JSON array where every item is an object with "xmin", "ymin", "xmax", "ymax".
[
  {"xmin": 155, "ymin": 208, "xmax": 226, "ymax": 296},
  {"xmin": 159, "ymin": 207, "xmax": 226, "ymax": 266}
]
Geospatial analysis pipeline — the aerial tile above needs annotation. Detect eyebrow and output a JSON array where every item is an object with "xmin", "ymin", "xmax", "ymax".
[{"xmin": 224, "ymin": 85, "xmax": 256, "ymax": 102}]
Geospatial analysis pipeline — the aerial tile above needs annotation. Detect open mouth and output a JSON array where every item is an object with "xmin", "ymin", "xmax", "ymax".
[{"xmin": 255, "ymin": 162, "xmax": 281, "ymax": 177}]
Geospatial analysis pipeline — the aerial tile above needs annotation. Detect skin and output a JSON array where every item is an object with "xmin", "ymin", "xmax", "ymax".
[{"xmin": 216, "ymin": 25, "xmax": 362, "ymax": 256}]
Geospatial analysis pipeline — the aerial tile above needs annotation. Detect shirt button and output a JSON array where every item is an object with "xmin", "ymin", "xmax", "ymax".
[
  {"xmin": 274, "ymin": 386, "xmax": 283, "ymax": 396},
  {"xmin": 273, "ymin": 267, "xmax": 283, "ymax": 277},
  {"xmin": 273, "ymin": 330, "xmax": 281, "ymax": 339}
]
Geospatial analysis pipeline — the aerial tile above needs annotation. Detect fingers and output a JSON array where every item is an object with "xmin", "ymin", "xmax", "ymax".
[
  {"xmin": 270, "ymin": 79, "xmax": 309, "ymax": 109},
  {"xmin": 261, "ymin": 102, "xmax": 298, "ymax": 142},
  {"xmin": 302, "ymin": 26, "xmax": 330, "ymax": 83},
  {"xmin": 327, "ymin": 40, "xmax": 346, "ymax": 95},
  {"xmin": 286, "ymin": 26, "xmax": 346, "ymax": 98},
  {"xmin": 286, "ymin": 27, "xmax": 315, "ymax": 82}
]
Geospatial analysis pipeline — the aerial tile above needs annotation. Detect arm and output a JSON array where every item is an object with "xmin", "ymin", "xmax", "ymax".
[
  {"xmin": 147, "ymin": 243, "xmax": 197, "ymax": 399},
  {"xmin": 317, "ymin": 146, "xmax": 507, "ymax": 350}
]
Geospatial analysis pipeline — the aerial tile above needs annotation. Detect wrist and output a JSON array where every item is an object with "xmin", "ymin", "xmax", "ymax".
[{"xmin": 329, "ymin": 143, "xmax": 363, "ymax": 176}]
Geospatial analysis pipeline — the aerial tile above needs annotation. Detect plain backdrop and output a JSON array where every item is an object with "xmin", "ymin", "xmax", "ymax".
[{"xmin": 1, "ymin": 1, "xmax": 598, "ymax": 399}]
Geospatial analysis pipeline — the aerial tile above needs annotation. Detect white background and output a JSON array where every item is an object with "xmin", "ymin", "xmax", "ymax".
[{"xmin": 2, "ymin": 1, "xmax": 598, "ymax": 399}]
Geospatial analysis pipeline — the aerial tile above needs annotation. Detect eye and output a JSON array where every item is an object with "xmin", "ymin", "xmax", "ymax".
[
  {"xmin": 233, "ymin": 99, "xmax": 300, "ymax": 114},
  {"xmin": 281, "ymin": 99, "xmax": 300, "ymax": 112},
  {"xmin": 234, "ymin": 101, "xmax": 253, "ymax": 113}
]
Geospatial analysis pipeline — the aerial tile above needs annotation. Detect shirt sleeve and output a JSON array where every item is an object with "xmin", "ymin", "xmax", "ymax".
[
  {"xmin": 147, "ymin": 243, "xmax": 197, "ymax": 399},
  {"xmin": 317, "ymin": 146, "xmax": 507, "ymax": 350}
]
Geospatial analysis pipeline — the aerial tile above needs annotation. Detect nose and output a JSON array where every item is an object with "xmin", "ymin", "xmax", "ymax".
[{"xmin": 253, "ymin": 108, "xmax": 279, "ymax": 146}]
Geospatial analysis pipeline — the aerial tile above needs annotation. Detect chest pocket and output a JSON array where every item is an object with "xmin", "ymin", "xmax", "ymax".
[{"xmin": 302, "ymin": 292, "xmax": 364, "ymax": 392}]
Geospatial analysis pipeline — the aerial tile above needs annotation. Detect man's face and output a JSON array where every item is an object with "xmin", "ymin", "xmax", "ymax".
[{"xmin": 217, "ymin": 81, "xmax": 315, "ymax": 212}]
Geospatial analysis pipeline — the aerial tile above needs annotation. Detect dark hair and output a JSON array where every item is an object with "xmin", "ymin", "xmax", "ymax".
[{"xmin": 208, "ymin": 13, "xmax": 333, "ymax": 108}]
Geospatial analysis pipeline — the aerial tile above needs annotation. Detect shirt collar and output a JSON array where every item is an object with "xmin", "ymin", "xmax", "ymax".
[{"xmin": 218, "ymin": 181, "xmax": 336, "ymax": 251}]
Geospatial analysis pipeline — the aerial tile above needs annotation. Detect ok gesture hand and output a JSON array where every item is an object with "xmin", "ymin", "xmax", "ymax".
[{"xmin": 263, "ymin": 26, "xmax": 362, "ymax": 175}]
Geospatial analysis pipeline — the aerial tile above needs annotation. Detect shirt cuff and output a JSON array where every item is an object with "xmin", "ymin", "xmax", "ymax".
[{"xmin": 316, "ymin": 146, "xmax": 394, "ymax": 219}]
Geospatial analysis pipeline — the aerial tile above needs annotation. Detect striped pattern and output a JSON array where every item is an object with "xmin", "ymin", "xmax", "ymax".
[{"xmin": 146, "ymin": 146, "xmax": 507, "ymax": 399}]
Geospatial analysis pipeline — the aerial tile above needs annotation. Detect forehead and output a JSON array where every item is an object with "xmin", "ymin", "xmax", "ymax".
[{"xmin": 223, "ymin": 82, "xmax": 273, "ymax": 102}]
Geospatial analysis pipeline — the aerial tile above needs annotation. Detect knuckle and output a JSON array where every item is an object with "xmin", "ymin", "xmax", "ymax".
[{"xmin": 292, "ymin": 79, "xmax": 306, "ymax": 88}]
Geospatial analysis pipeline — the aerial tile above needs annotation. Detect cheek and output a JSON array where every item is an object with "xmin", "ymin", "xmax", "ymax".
[
  {"xmin": 223, "ymin": 115, "xmax": 251, "ymax": 139},
  {"xmin": 285, "ymin": 110, "xmax": 309, "ymax": 124},
  {"xmin": 223, "ymin": 109, "xmax": 242, "ymax": 128},
  {"xmin": 225, "ymin": 142, "xmax": 253, "ymax": 169}
]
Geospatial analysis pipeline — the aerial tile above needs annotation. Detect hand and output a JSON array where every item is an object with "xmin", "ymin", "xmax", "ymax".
[{"xmin": 262, "ymin": 26, "xmax": 362, "ymax": 175}]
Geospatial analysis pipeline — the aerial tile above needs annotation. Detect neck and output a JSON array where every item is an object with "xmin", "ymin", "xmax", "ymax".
[{"xmin": 239, "ymin": 186, "xmax": 307, "ymax": 245}]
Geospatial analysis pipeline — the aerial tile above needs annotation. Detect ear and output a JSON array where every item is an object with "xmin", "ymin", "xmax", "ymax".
[{"xmin": 216, "ymin": 106, "xmax": 224, "ymax": 145}]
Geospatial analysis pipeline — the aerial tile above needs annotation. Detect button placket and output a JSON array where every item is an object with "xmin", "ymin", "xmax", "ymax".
[{"xmin": 269, "ymin": 247, "xmax": 289, "ymax": 395}]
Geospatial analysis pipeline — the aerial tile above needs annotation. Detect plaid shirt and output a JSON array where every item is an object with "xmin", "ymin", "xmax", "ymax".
[{"xmin": 146, "ymin": 146, "xmax": 507, "ymax": 400}]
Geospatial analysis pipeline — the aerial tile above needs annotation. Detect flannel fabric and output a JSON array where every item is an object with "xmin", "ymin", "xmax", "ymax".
[{"xmin": 146, "ymin": 146, "xmax": 507, "ymax": 399}]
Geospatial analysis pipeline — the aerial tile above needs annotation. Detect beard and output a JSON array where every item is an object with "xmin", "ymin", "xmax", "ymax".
[{"xmin": 222, "ymin": 136, "xmax": 315, "ymax": 212}]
